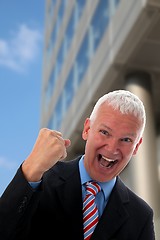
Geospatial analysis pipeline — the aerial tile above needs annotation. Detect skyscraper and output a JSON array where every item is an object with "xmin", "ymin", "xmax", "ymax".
[{"xmin": 42, "ymin": 0, "xmax": 160, "ymax": 237}]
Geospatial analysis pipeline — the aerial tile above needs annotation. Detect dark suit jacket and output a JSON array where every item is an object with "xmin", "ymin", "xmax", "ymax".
[{"xmin": 0, "ymin": 156, "xmax": 155, "ymax": 240}]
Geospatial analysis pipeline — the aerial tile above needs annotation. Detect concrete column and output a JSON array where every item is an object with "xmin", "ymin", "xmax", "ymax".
[{"xmin": 125, "ymin": 71, "xmax": 160, "ymax": 220}]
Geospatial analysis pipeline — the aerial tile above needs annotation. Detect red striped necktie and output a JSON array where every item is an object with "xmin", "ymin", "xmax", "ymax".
[{"xmin": 83, "ymin": 181, "xmax": 101, "ymax": 240}]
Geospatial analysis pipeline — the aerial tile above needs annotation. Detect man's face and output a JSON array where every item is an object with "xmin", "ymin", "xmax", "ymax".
[{"xmin": 82, "ymin": 104, "xmax": 143, "ymax": 182}]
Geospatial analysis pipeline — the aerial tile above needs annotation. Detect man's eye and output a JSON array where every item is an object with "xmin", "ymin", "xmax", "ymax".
[
  {"xmin": 122, "ymin": 138, "xmax": 132, "ymax": 142},
  {"xmin": 100, "ymin": 130, "xmax": 109, "ymax": 135}
]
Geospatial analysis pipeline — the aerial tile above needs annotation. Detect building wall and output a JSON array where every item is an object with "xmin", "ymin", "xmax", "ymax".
[{"xmin": 41, "ymin": 0, "xmax": 160, "ymax": 238}]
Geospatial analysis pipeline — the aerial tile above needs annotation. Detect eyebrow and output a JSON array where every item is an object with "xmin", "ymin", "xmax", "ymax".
[
  {"xmin": 100, "ymin": 124, "xmax": 136, "ymax": 138},
  {"xmin": 100, "ymin": 124, "xmax": 112, "ymax": 132}
]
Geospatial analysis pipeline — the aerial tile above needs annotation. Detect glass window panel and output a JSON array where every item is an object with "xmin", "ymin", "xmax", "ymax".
[
  {"xmin": 55, "ymin": 97, "xmax": 63, "ymax": 130},
  {"xmin": 64, "ymin": 68, "xmax": 74, "ymax": 111},
  {"xmin": 76, "ymin": 33, "xmax": 89, "ymax": 85},
  {"xmin": 64, "ymin": 7, "xmax": 75, "ymax": 55},
  {"xmin": 91, "ymin": 0, "xmax": 109, "ymax": 51}
]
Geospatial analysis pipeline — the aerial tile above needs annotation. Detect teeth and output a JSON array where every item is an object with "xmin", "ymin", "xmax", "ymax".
[{"xmin": 102, "ymin": 156, "xmax": 115, "ymax": 162}]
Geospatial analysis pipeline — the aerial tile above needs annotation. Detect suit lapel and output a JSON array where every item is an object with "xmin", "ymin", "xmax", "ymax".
[
  {"xmin": 92, "ymin": 177, "xmax": 130, "ymax": 240},
  {"xmin": 54, "ymin": 157, "xmax": 84, "ymax": 239}
]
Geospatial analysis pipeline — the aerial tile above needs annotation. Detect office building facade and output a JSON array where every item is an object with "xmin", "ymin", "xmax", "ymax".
[{"xmin": 41, "ymin": 0, "xmax": 160, "ymax": 237}]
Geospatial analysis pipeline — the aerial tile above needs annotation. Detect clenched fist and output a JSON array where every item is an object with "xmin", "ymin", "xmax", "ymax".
[{"xmin": 22, "ymin": 128, "xmax": 71, "ymax": 182}]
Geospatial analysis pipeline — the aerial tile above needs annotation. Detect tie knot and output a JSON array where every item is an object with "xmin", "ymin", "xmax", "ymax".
[{"xmin": 85, "ymin": 181, "xmax": 101, "ymax": 196}]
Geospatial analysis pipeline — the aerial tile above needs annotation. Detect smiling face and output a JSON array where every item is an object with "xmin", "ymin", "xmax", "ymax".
[{"xmin": 82, "ymin": 103, "xmax": 143, "ymax": 182}]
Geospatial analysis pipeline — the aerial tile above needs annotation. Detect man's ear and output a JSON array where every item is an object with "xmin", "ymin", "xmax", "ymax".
[
  {"xmin": 82, "ymin": 118, "xmax": 90, "ymax": 140},
  {"xmin": 133, "ymin": 137, "xmax": 143, "ymax": 155}
]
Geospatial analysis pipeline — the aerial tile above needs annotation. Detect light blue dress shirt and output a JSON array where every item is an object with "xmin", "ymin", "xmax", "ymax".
[{"xmin": 79, "ymin": 155, "xmax": 116, "ymax": 217}]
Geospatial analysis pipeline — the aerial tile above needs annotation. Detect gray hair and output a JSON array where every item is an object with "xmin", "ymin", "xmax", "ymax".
[{"xmin": 90, "ymin": 90, "xmax": 146, "ymax": 135}]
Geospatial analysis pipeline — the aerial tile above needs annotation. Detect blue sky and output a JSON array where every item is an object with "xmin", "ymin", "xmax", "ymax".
[{"xmin": 0, "ymin": 1, "xmax": 45, "ymax": 195}]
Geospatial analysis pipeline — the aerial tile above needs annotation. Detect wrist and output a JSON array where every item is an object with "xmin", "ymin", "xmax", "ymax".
[{"xmin": 22, "ymin": 161, "xmax": 43, "ymax": 182}]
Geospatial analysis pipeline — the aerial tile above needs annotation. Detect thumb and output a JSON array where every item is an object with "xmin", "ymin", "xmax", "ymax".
[{"xmin": 64, "ymin": 139, "xmax": 71, "ymax": 148}]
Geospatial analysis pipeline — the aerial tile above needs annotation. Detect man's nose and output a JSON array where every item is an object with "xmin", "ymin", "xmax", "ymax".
[{"xmin": 104, "ymin": 138, "xmax": 119, "ymax": 154}]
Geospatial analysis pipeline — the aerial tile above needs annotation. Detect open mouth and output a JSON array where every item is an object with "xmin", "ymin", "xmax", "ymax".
[{"xmin": 98, "ymin": 154, "xmax": 118, "ymax": 168}]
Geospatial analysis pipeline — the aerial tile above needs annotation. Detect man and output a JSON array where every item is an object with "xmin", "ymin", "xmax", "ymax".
[{"xmin": 0, "ymin": 90, "xmax": 155, "ymax": 239}]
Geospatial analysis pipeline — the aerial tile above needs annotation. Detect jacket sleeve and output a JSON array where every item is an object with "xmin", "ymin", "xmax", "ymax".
[
  {"xmin": 138, "ymin": 209, "xmax": 155, "ymax": 240},
  {"xmin": 0, "ymin": 166, "xmax": 41, "ymax": 240}
]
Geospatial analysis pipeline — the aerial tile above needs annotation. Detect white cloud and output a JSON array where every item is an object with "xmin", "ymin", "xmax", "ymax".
[
  {"xmin": 0, "ymin": 24, "xmax": 42, "ymax": 72},
  {"xmin": 0, "ymin": 156, "xmax": 18, "ymax": 170}
]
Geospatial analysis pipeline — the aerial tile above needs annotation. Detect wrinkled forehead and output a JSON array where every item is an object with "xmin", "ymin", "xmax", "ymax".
[{"xmin": 93, "ymin": 105, "xmax": 143, "ymax": 136}]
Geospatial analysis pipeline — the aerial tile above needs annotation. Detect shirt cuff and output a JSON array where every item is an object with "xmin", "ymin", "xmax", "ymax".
[{"xmin": 29, "ymin": 180, "xmax": 41, "ymax": 189}]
